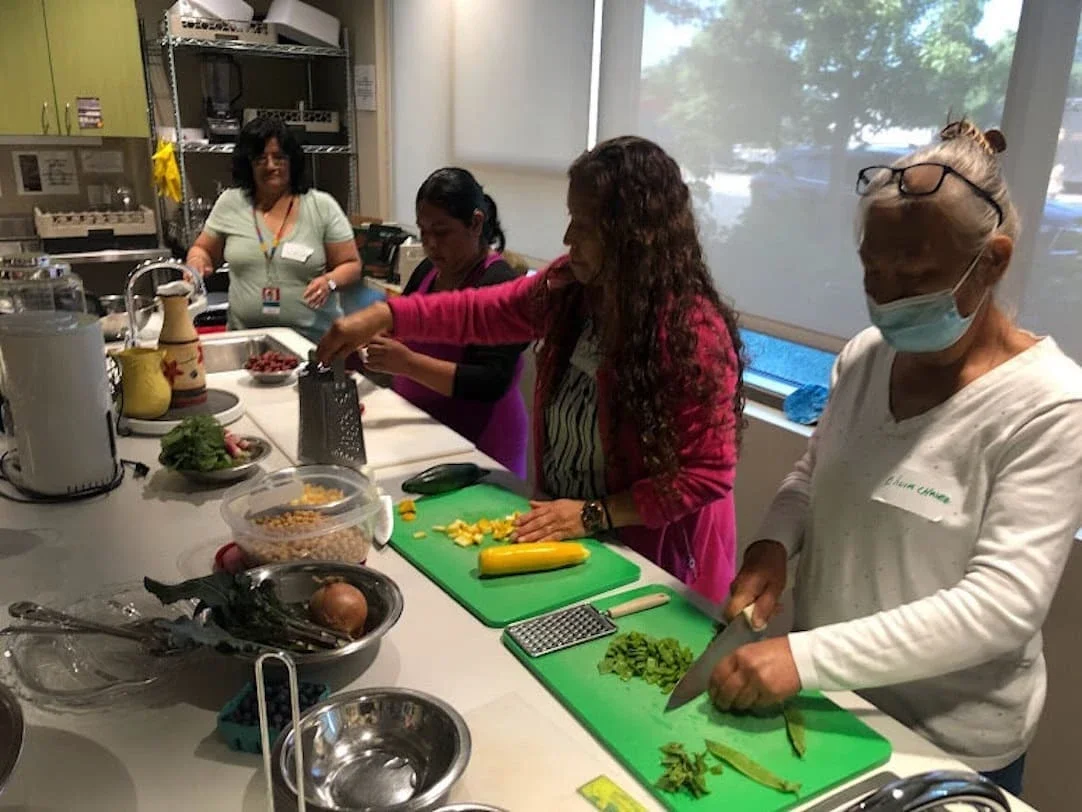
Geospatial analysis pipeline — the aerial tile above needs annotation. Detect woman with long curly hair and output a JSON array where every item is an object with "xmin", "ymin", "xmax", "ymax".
[{"xmin": 318, "ymin": 136, "xmax": 745, "ymax": 601}]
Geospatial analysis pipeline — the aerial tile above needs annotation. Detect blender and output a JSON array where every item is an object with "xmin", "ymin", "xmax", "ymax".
[{"xmin": 0, "ymin": 255, "xmax": 119, "ymax": 497}]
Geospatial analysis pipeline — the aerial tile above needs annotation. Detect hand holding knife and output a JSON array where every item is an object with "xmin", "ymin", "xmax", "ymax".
[{"xmin": 665, "ymin": 604, "xmax": 769, "ymax": 712}]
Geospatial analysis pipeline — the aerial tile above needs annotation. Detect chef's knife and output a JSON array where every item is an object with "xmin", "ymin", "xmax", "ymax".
[{"xmin": 665, "ymin": 604, "xmax": 765, "ymax": 712}]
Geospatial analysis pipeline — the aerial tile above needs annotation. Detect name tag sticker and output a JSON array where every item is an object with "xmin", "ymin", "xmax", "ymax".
[
  {"xmin": 281, "ymin": 241, "xmax": 313, "ymax": 263},
  {"xmin": 872, "ymin": 466, "xmax": 956, "ymax": 522}
]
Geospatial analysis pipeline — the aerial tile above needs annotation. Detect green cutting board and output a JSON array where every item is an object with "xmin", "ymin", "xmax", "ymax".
[
  {"xmin": 389, "ymin": 484, "xmax": 640, "ymax": 627},
  {"xmin": 504, "ymin": 585, "xmax": 892, "ymax": 812}
]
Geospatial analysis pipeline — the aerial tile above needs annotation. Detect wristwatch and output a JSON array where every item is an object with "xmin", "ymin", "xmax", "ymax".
[
  {"xmin": 325, "ymin": 275, "xmax": 338, "ymax": 292},
  {"xmin": 581, "ymin": 500, "xmax": 606, "ymax": 534}
]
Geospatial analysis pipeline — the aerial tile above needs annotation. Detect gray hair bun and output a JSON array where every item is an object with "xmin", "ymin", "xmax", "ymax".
[{"xmin": 939, "ymin": 119, "xmax": 1007, "ymax": 156}]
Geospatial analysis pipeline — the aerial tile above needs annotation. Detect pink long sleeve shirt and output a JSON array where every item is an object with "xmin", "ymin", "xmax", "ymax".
[{"xmin": 387, "ymin": 257, "xmax": 740, "ymax": 602}]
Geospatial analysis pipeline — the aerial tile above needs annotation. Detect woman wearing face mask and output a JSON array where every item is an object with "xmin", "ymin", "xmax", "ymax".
[
  {"xmin": 186, "ymin": 116, "xmax": 360, "ymax": 343},
  {"xmin": 365, "ymin": 168, "xmax": 529, "ymax": 477},
  {"xmin": 319, "ymin": 137, "xmax": 745, "ymax": 602},
  {"xmin": 706, "ymin": 122, "xmax": 1082, "ymax": 796}
]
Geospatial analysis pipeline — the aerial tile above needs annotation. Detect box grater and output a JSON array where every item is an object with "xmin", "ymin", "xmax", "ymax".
[
  {"xmin": 297, "ymin": 353, "xmax": 367, "ymax": 470},
  {"xmin": 506, "ymin": 593, "xmax": 670, "ymax": 658}
]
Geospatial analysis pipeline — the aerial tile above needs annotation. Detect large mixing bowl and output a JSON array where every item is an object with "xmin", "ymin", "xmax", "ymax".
[
  {"xmin": 238, "ymin": 561, "xmax": 403, "ymax": 666},
  {"xmin": 273, "ymin": 687, "xmax": 471, "ymax": 812},
  {"xmin": 0, "ymin": 682, "xmax": 22, "ymax": 794}
]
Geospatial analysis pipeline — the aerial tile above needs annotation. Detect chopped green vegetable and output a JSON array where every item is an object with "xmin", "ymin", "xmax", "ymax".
[
  {"xmin": 783, "ymin": 702, "xmax": 807, "ymax": 758},
  {"xmin": 159, "ymin": 415, "xmax": 234, "ymax": 472},
  {"xmin": 597, "ymin": 631, "xmax": 695, "ymax": 693},
  {"xmin": 705, "ymin": 739, "xmax": 802, "ymax": 795},
  {"xmin": 655, "ymin": 742, "xmax": 712, "ymax": 798}
]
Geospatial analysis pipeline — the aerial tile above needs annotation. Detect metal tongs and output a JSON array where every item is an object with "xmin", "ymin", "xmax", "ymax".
[
  {"xmin": 257, "ymin": 651, "xmax": 307, "ymax": 812},
  {"xmin": 2, "ymin": 601, "xmax": 187, "ymax": 656}
]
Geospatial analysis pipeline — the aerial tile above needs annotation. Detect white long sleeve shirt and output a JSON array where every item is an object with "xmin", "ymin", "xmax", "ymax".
[{"xmin": 757, "ymin": 328, "xmax": 1082, "ymax": 771}]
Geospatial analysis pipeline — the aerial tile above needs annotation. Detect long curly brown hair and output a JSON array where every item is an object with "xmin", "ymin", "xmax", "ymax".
[{"xmin": 536, "ymin": 136, "xmax": 745, "ymax": 483}]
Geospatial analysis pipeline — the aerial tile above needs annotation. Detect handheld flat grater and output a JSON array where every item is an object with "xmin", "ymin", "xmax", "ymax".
[{"xmin": 506, "ymin": 593, "xmax": 670, "ymax": 657}]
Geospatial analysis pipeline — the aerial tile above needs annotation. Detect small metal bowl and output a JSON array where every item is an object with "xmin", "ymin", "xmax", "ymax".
[
  {"xmin": 96, "ymin": 294, "xmax": 155, "ymax": 341},
  {"xmin": 245, "ymin": 367, "xmax": 298, "ymax": 385},
  {"xmin": 273, "ymin": 687, "xmax": 471, "ymax": 812},
  {"xmin": 165, "ymin": 436, "xmax": 272, "ymax": 486},
  {"xmin": 238, "ymin": 561, "xmax": 404, "ymax": 666}
]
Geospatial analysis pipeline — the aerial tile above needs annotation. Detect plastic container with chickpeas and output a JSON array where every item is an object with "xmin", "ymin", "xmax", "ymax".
[{"xmin": 221, "ymin": 465, "xmax": 381, "ymax": 566}]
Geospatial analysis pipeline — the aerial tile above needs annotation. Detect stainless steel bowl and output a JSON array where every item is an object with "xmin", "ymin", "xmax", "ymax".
[
  {"xmin": 95, "ymin": 294, "xmax": 154, "ymax": 341},
  {"xmin": 240, "ymin": 561, "xmax": 404, "ymax": 666},
  {"xmin": 273, "ymin": 687, "xmax": 471, "ymax": 812},
  {"xmin": 0, "ymin": 682, "xmax": 23, "ymax": 794},
  {"xmin": 165, "ymin": 436, "xmax": 272, "ymax": 486}
]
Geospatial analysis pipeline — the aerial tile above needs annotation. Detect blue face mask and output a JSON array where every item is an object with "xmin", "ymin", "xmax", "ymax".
[{"xmin": 866, "ymin": 251, "xmax": 987, "ymax": 354}]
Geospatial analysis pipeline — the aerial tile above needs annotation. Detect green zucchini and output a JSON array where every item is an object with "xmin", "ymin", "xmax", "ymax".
[{"xmin": 402, "ymin": 463, "xmax": 488, "ymax": 495}]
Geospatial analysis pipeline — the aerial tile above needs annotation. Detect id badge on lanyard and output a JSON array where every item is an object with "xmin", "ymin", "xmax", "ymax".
[
  {"xmin": 261, "ymin": 285, "xmax": 281, "ymax": 315},
  {"xmin": 253, "ymin": 196, "xmax": 294, "ymax": 318}
]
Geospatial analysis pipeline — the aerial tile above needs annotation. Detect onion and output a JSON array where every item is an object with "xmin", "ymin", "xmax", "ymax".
[{"xmin": 309, "ymin": 581, "xmax": 368, "ymax": 637}]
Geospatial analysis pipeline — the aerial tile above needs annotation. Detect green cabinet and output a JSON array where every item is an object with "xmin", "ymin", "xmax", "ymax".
[
  {"xmin": 44, "ymin": 0, "xmax": 149, "ymax": 138},
  {"xmin": 0, "ymin": 0, "xmax": 60, "ymax": 135},
  {"xmin": 0, "ymin": 0, "xmax": 148, "ymax": 137}
]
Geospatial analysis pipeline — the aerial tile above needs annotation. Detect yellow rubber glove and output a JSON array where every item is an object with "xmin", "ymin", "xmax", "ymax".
[{"xmin": 151, "ymin": 140, "xmax": 182, "ymax": 203}]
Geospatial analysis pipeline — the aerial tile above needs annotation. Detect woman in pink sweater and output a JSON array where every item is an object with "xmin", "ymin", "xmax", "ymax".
[{"xmin": 319, "ymin": 136, "xmax": 745, "ymax": 602}]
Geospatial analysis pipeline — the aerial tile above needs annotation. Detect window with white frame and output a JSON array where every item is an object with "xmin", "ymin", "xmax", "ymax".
[{"xmin": 596, "ymin": 0, "xmax": 1082, "ymax": 379}]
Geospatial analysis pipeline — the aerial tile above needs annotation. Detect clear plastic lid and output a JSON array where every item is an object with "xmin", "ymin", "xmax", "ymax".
[
  {"xmin": 0, "ymin": 254, "xmax": 86, "ymax": 315},
  {"xmin": 221, "ymin": 464, "xmax": 381, "ymax": 542}
]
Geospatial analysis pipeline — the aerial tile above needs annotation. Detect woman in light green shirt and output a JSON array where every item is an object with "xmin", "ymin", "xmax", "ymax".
[{"xmin": 186, "ymin": 117, "xmax": 361, "ymax": 343}]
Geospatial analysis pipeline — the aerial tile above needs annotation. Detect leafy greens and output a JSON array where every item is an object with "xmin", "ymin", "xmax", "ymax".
[
  {"xmin": 159, "ymin": 415, "xmax": 234, "ymax": 472},
  {"xmin": 144, "ymin": 572, "xmax": 348, "ymax": 654}
]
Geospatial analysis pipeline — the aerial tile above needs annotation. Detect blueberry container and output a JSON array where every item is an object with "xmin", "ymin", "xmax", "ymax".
[{"xmin": 217, "ymin": 679, "xmax": 330, "ymax": 754}]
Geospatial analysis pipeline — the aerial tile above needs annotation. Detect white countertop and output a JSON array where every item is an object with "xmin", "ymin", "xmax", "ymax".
[{"xmin": 0, "ymin": 328, "xmax": 1035, "ymax": 812}]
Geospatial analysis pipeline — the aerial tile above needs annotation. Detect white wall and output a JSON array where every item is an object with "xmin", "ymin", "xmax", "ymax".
[{"xmin": 389, "ymin": 0, "xmax": 574, "ymax": 260}]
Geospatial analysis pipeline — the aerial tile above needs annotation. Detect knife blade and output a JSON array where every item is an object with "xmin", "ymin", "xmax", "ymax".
[{"xmin": 665, "ymin": 604, "xmax": 764, "ymax": 712}]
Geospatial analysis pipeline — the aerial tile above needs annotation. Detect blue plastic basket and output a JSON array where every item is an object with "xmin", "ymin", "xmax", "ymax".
[{"xmin": 217, "ymin": 679, "xmax": 330, "ymax": 754}]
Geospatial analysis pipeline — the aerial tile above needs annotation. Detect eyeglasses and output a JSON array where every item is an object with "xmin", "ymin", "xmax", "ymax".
[
  {"xmin": 253, "ymin": 152, "xmax": 290, "ymax": 167},
  {"xmin": 855, "ymin": 162, "xmax": 1004, "ymax": 227}
]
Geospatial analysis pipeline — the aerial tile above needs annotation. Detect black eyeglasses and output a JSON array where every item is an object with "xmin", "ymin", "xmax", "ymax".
[{"xmin": 855, "ymin": 162, "xmax": 1004, "ymax": 227}]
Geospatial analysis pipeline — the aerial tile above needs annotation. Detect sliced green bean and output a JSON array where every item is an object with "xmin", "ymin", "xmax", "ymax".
[
  {"xmin": 655, "ymin": 742, "xmax": 712, "ymax": 798},
  {"xmin": 597, "ymin": 632, "xmax": 694, "ymax": 693},
  {"xmin": 705, "ymin": 739, "xmax": 802, "ymax": 795},
  {"xmin": 783, "ymin": 702, "xmax": 807, "ymax": 758}
]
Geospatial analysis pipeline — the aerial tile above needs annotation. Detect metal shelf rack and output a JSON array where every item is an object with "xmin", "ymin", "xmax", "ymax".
[
  {"xmin": 149, "ymin": 13, "xmax": 358, "ymax": 246},
  {"xmin": 180, "ymin": 142, "xmax": 353, "ymax": 155},
  {"xmin": 160, "ymin": 36, "xmax": 346, "ymax": 59}
]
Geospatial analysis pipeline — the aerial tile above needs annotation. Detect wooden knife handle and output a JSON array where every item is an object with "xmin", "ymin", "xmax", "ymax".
[{"xmin": 606, "ymin": 593, "xmax": 670, "ymax": 619}]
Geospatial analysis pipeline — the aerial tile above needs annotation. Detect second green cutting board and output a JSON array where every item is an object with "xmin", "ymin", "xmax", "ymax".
[
  {"xmin": 505, "ymin": 585, "xmax": 892, "ymax": 812},
  {"xmin": 389, "ymin": 483, "xmax": 640, "ymax": 626}
]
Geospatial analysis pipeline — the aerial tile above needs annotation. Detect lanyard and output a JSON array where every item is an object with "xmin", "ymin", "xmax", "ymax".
[{"xmin": 252, "ymin": 195, "xmax": 295, "ymax": 268}]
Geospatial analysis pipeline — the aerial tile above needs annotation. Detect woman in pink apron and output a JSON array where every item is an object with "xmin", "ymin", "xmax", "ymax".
[{"xmin": 363, "ymin": 168, "xmax": 529, "ymax": 477}]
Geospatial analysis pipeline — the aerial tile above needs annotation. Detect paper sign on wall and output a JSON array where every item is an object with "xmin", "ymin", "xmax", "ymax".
[
  {"xmin": 77, "ymin": 97, "xmax": 103, "ymax": 130},
  {"xmin": 13, "ymin": 151, "xmax": 79, "ymax": 195},
  {"xmin": 79, "ymin": 150, "xmax": 124, "ymax": 174},
  {"xmin": 354, "ymin": 64, "xmax": 376, "ymax": 111}
]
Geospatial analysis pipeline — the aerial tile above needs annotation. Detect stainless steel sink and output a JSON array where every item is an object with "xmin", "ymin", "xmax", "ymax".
[{"xmin": 200, "ymin": 334, "xmax": 303, "ymax": 374}]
